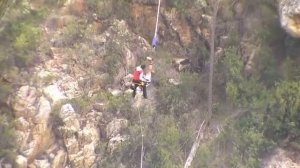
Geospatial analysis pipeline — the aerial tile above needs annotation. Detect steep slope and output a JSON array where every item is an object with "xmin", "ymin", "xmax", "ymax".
[
  {"xmin": 0, "ymin": 0, "xmax": 300, "ymax": 167},
  {"xmin": 10, "ymin": 3, "xmax": 155, "ymax": 166}
]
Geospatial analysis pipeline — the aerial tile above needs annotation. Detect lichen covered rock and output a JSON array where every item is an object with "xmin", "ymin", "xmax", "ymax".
[{"xmin": 279, "ymin": 0, "xmax": 300, "ymax": 37}]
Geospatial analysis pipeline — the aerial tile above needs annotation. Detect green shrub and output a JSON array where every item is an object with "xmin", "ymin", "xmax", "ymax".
[
  {"xmin": 69, "ymin": 96, "xmax": 91, "ymax": 114},
  {"xmin": 86, "ymin": 0, "xmax": 130, "ymax": 20},
  {"xmin": 100, "ymin": 41, "xmax": 123, "ymax": 85},
  {"xmin": 148, "ymin": 116, "xmax": 182, "ymax": 168},
  {"xmin": 223, "ymin": 46, "xmax": 269, "ymax": 108},
  {"xmin": 284, "ymin": 37, "xmax": 300, "ymax": 58},
  {"xmin": 11, "ymin": 22, "xmax": 42, "ymax": 66},
  {"xmin": 48, "ymin": 0, "xmax": 66, "ymax": 7},
  {"xmin": 223, "ymin": 47, "xmax": 243, "ymax": 81},
  {"xmin": 103, "ymin": 53, "xmax": 120, "ymax": 80},
  {"xmin": 265, "ymin": 81, "xmax": 300, "ymax": 139},
  {"xmin": 0, "ymin": 114, "xmax": 16, "ymax": 164},
  {"xmin": 252, "ymin": 46, "xmax": 280, "ymax": 87},
  {"xmin": 215, "ymin": 111, "xmax": 273, "ymax": 168},
  {"xmin": 97, "ymin": 91, "xmax": 133, "ymax": 117},
  {"xmin": 112, "ymin": 0, "xmax": 131, "ymax": 21},
  {"xmin": 165, "ymin": 0, "xmax": 195, "ymax": 15},
  {"xmin": 193, "ymin": 144, "xmax": 213, "ymax": 168},
  {"xmin": 0, "ymin": 83, "xmax": 12, "ymax": 102},
  {"xmin": 86, "ymin": 0, "xmax": 113, "ymax": 19},
  {"xmin": 281, "ymin": 56, "xmax": 300, "ymax": 81},
  {"xmin": 61, "ymin": 20, "xmax": 84, "ymax": 46},
  {"xmin": 0, "ymin": 1, "xmax": 49, "ymax": 69},
  {"xmin": 157, "ymin": 72, "xmax": 206, "ymax": 116}
]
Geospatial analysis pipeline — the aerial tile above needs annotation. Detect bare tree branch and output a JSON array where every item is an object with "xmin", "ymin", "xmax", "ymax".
[{"xmin": 183, "ymin": 120, "xmax": 206, "ymax": 168}]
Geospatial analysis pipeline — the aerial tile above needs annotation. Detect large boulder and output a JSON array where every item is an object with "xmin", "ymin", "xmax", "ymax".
[
  {"xmin": 261, "ymin": 148, "xmax": 300, "ymax": 168},
  {"xmin": 58, "ymin": 104, "xmax": 98, "ymax": 168},
  {"xmin": 59, "ymin": 104, "xmax": 80, "ymax": 154},
  {"xmin": 162, "ymin": 9, "xmax": 192, "ymax": 47},
  {"xmin": 37, "ymin": 70, "xmax": 57, "ymax": 85},
  {"xmin": 51, "ymin": 150, "xmax": 67, "ymax": 168},
  {"xmin": 123, "ymin": 47, "xmax": 136, "ymax": 71},
  {"xmin": 13, "ymin": 87, "xmax": 55, "ymax": 162},
  {"xmin": 34, "ymin": 96, "xmax": 51, "ymax": 124},
  {"xmin": 64, "ymin": 136, "xmax": 79, "ymax": 155},
  {"xmin": 82, "ymin": 144, "xmax": 97, "ymax": 167},
  {"xmin": 16, "ymin": 155, "xmax": 27, "ymax": 168},
  {"xmin": 15, "ymin": 130, "xmax": 30, "ymax": 151},
  {"xmin": 43, "ymin": 84, "xmax": 66, "ymax": 104},
  {"xmin": 78, "ymin": 123, "xmax": 99, "ymax": 145},
  {"xmin": 13, "ymin": 86, "xmax": 37, "ymax": 118},
  {"xmin": 107, "ymin": 134, "xmax": 129, "ymax": 154},
  {"xmin": 27, "ymin": 123, "xmax": 54, "ymax": 164},
  {"xmin": 106, "ymin": 118, "xmax": 128, "ymax": 138},
  {"xmin": 59, "ymin": 76, "xmax": 80, "ymax": 98},
  {"xmin": 69, "ymin": 153, "xmax": 84, "ymax": 168},
  {"xmin": 279, "ymin": 0, "xmax": 300, "ymax": 38},
  {"xmin": 15, "ymin": 117, "xmax": 30, "ymax": 132},
  {"xmin": 172, "ymin": 58, "xmax": 191, "ymax": 72},
  {"xmin": 32, "ymin": 159, "xmax": 51, "ymax": 168}
]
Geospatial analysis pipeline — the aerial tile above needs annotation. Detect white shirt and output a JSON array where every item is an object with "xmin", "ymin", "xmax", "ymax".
[{"xmin": 136, "ymin": 66, "xmax": 148, "ymax": 82}]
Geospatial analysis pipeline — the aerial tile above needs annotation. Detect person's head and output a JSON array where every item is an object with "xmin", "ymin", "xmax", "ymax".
[{"xmin": 141, "ymin": 65, "xmax": 146, "ymax": 69}]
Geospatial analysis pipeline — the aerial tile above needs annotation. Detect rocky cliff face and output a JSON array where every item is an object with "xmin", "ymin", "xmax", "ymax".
[
  {"xmin": 279, "ymin": 0, "xmax": 300, "ymax": 37},
  {"xmin": 10, "ymin": 1, "xmax": 151, "ymax": 166},
  {"xmin": 261, "ymin": 148, "xmax": 300, "ymax": 168},
  {"xmin": 2, "ymin": 0, "xmax": 300, "ymax": 167}
]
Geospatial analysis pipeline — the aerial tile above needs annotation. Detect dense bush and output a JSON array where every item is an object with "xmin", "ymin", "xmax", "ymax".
[
  {"xmin": 264, "ymin": 81, "xmax": 300, "ymax": 139},
  {"xmin": 61, "ymin": 20, "xmax": 84, "ymax": 46},
  {"xmin": 165, "ymin": 0, "xmax": 195, "ymax": 14},
  {"xmin": 11, "ymin": 22, "xmax": 42, "ymax": 66},
  {"xmin": 147, "ymin": 116, "xmax": 182, "ymax": 168},
  {"xmin": 157, "ymin": 72, "xmax": 206, "ymax": 116},
  {"xmin": 86, "ymin": 0, "xmax": 130, "ymax": 21},
  {"xmin": 0, "ymin": 108, "xmax": 16, "ymax": 164},
  {"xmin": 96, "ymin": 91, "xmax": 133, "ymax": 117}
]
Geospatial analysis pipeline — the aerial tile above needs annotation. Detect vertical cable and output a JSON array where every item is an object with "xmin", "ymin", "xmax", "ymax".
[
  {"xmin": 154, "ymin": 0, "xmax": 161, "ymax": 38},
  {"xmin": 138, "ymin": 109, "xmax": 144, "ymax": 168}
]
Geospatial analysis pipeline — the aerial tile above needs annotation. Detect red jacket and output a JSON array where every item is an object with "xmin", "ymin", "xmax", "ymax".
[{"xmin": 133, "ymin": 67, "xmax": 143, "ymax": 81}]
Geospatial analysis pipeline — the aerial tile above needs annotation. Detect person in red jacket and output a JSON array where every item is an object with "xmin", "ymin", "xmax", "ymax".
[{"xmin": 132, "ymin": 64, "xmax": 148, "ymax": 99}]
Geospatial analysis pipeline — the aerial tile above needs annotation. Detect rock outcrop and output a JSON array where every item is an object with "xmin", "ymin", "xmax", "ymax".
[
  {"xmin": 262, "ymin": 148, "xmax": 300, "ymax": 168},
  {"xmin": 279, "ymin": 0, "xmax": 300, "ymax": 38},
  {"xmin": 106, "ymin": 118, "xmax": 128, "ymax": 138},
  {"xmin": 58, "ymin": 104, "xmax": 99, "ymax": 168},
  {"xmin": 10, "ymin": 10, "xmax": 150, "ymax": 167},
  {"xmin": 172, "ymin": 58, "xmax": 191, "ymax": 72}
]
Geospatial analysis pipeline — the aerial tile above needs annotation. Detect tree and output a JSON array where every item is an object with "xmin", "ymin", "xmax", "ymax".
[
  {"xmin": 184, "ymin": 1, "xmax": 221, "ymax": 167},
  {"xmin": 207, "ymin": 0, "xmax": 220, "ymax": 121},
  {"xmin": 265, "ymin": 81, "xmax": 300, "ymax": 139}
]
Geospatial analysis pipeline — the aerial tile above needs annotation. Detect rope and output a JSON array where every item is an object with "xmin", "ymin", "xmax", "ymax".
[
  {"xmin": 152, "ymin": 0, "xmax": 161, "ymax": 49},
  {"xmin": 154, "ymin": 0, "xmax": 161, "ymax": 38},
  {"xmin": 138, "ymin": 109, "xmax": 144, "ymax": 168},
  {"xmin": 136, "ymin": 2, "xmax": 162, "ymax": 166}
]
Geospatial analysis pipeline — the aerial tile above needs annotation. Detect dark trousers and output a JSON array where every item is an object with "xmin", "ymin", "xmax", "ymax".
[{"xmin": 132, "ymin": 80, "xmax": 147, "ymax": 98}]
